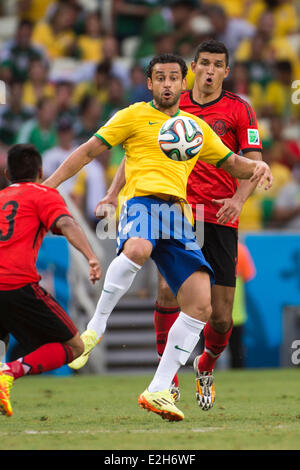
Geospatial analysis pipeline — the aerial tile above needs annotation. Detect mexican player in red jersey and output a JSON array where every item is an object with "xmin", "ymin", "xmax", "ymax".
[
  {"xmin": 154, "ymin": 40, "xmax": 263, "ymax": 409},
  {"xmin": 0, "ymin": 144, "xmax": 102, "ymax": 416}
]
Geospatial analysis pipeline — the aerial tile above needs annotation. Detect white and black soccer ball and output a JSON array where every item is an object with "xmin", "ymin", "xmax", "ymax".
[{"xmin": 158, "ymin": 115, "xmax": 203, "ymax": 161}]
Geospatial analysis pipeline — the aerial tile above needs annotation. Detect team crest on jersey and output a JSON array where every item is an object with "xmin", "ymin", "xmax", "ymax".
[{"xmin": 212, "ymin": 120, "xmax": 227, "ymax": 137}]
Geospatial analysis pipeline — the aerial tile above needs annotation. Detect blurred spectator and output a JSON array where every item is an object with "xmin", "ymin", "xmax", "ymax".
[
  {"xmin": 125, "ymin": 63, "xmax": 152, "ymax": 104},
  {"xmin": 235, "ymin": 10, "xmax": 299, "ymax": 77},
  {"xmin": 230, "ymin": 241, "xmax": 256, "ymax": 368},
  {"xmin": 71, "ymin": 156, "xmax": 107, "ymax": 227},
  {"xmin": 268, "ymin": 116, "xmax": 300, "ymax": 169},
  {"xmin": 0, "ymin": 19, "xmax": 45, "ymax": 83},
  {"xmin": 272, "ymin": 163, "xmax": 300, "ymax": 229},
  {"xmin": 202, "ymin": 0, "xmax": 249, "ymax": 18},
  {"xmin": 18, "ymin": 0, "xmax": 54, "ymax": 23},
  {"xmin": 32, "ymin": 3, "xmax": 78, "ymax": 59},
  {"xmin": 16, "ymin": 96, "xmax": 57, "ymax": 154},
  {"xmin": 113, "ymin": 0, "xmax": 164, "ymax": 43},
  {"xmin": 134, "ymin": 7, "xmax": 173, "ymax": 60},
  {"xmin": 259, "ymin": 131, "xmax": 292, "ymax": 227},
  {"xmin": 54, "ymin": 80, "xmax": 78, "ymax": 122},
  {"xmin": 22, "ymin": 58, "xmax": 55, "ymax": 108},
  {"xmin": 42, "ymin": 118, "xmax": 80, "ymax": 197},
  {"xmin": 262, "ymin": 61, "xmax": 300, "ymax": 120},
  {"xmin": 243, "ymin": 32, "xmax": 274, "ymax": 88},
  {"xmin": 101, "ymin": 34, "xmax": 131, "ymax": 87},
  {"xmin": 0, "ymin": 80, "xmax": 33, "ymax": 146},
  {"xmin": 73, "ymin": 60, "xmax": 110, "ymax": 107},
  {"xmin": 77, "ymin": 11, "xmax": 104, "ymax": 63},
  {"xmin": 224, "ymin": 61, "xmax": 250, "ymax": 98},
  {"xmin": 73, "ymin": 94, "xmax": 103, "ymax": 144},
  {"xmin": 137, "ymin": 33, "xmax": 176, "ymax": 71},
  {"xmin": 205, "ymin": 4, "xmax": 255, "ymax": 57},
  {"xmin": 101, "ymin": 76, "xmax": 127, "ymax": 122},
  {"xmin": 238, "ymin": 132, "xmax": 292, "ymax": 230},
  {"xmin": 169, "ymin": 0, "xmax": 201, "ymax": 52},
  {"xmin": 246, "ymin": 0, "xmax": 299, "ymax": 37}
]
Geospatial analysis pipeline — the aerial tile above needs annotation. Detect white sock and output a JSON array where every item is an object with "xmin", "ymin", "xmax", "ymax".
[
  {"xmin": 88, "ymin": 252, "xmax": 141, "ymax": 339},
  {"xmin": 148, "ymin": 312, "xmax": 205, "ymax": 392}
]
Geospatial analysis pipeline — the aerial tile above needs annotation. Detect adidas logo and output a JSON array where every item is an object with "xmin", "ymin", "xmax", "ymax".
[{"xmin": 153, "ymin": 397, "xmax": 173, "ymax": 407}]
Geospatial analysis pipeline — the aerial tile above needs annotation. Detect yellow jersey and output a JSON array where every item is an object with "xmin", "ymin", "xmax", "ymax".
[{"xmin": 94, "ymin": 101, "xmax": 232, "ymax": 205}]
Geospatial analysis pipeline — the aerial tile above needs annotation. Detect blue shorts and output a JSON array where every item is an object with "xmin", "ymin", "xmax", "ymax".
[{"xmin": 117, "ymin": 196, "xmax": 214, "ymax": 297}]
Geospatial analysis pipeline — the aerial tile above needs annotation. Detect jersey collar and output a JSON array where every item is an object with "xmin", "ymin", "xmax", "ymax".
[
  {"xmin": 150, "ymin": 100, "xmax": 180, "ymax": 117},
  {"xmin": 189, "ymin": 89, "xmax": 225, "ymax": 108}
]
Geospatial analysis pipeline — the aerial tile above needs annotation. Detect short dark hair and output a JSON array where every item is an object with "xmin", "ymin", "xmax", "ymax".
[
  {"xmin": 146, "ymin": 53, "xmax": 188, "ymax": 79},
  {"xmin": 6, "ymin": 144, "xmax": 42, "ymax": 182},
  {"xmin": 194, "ymin": 40, "xmax": 229, "ymax": 66}
]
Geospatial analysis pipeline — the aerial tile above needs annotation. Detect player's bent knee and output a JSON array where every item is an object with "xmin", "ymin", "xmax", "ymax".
[
  {"xmin": 123, "ymin": 238, "xmax": 152, "ymax": 265},
  {"xmin": 209, "ymin": 318, "xmax": 232, "ymax": 334},
  {"xmin": 188, "ymin": 303, "xmax": 212, "ymax": 323}
]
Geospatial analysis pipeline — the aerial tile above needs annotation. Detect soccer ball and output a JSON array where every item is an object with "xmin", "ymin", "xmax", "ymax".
[{"xmin": 158, "ymin": 115, "xmax": 204, "ymax": 161}]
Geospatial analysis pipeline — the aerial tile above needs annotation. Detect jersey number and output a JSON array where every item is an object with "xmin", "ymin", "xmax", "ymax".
[{"xmin": 0, "ymin": 200, "xmax": 19, "ymax": 241}]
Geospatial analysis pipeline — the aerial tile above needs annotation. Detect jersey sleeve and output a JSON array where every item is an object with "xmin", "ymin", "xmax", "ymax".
[
  {"xmin": 94, "ymin": 106, "xmax": 134, "ymax": 148},
  {"xmin": 235, "ymin": 100, "xmax": 262, "ymax": 153},
  {"xmin": 197, "ymin": 118, "xmax": 233, "ymax": 167},
  {"xmin": 35, "ymin": 187, "xmax": 73, "ymax": 233}
]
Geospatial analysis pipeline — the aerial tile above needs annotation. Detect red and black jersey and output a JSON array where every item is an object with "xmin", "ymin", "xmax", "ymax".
[
  {"xmin": 0, "ymin": 182, "xmax": 72, "ymax": 290},
  {"xmin": 180, "ymin": 90, "xmax": 262, "ymax": 228}
]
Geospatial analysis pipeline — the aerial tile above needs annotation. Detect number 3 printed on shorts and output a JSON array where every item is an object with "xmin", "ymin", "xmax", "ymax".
[{"xmin": 0, "ymin": 200, "xmax": 19, "ymax": 241}]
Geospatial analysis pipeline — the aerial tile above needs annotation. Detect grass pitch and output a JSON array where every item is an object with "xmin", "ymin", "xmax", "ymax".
[{"xmin": 0, "ymin": 368, "xmax": 299, "ymax": 450}]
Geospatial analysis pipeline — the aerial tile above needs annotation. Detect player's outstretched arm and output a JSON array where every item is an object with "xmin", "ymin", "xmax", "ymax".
[
  {"xmin": 220, "ymin": 153, "xmax": 273, "ymax": 190},
  {"xmin": 56, "ymin": 216, "xmax": 102, "ymax": 284},
  {"xmin": 94, "ymin": 156, "xmax": 126, "ymax": 219},
  {"xmin": 43, "ymin": 136, "xmax": 109, "ymax": 189}
]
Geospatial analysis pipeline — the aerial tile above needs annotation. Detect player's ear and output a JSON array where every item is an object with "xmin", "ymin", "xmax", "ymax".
[
  {"xmin": 4, "ymin": 169, "xmax": 9, "ymax": 181},
  {"xmin": 182, "ymin": 77, "xmax": 187, "ymax": 91},
  {"xmin": 224, "ymin": 66, "xmax": 230, "ymax": 79},
  {"xmin": 147, "ymin": 77, "xmax": 153, "ymax": 91},
  {"xmin": 190, "ymin": 61, "xmax": 196, "ymax": 74},
  {"xmin": 38, "ymin": 167, "xmax": 43, "ymax": 182}
]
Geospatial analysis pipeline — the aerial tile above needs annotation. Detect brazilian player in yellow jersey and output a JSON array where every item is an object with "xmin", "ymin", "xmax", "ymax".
[
  {"xmin": 44, "ymin": 54, "xmax": 272, "ymax": 422},
  {"xmin": 94, "ymin": 100, "xmax": 233, "ymax": 206}
]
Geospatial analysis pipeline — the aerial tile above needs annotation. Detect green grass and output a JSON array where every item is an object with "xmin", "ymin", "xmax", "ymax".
[{"xmin": 0, "ymin": 368, "xmax": 300, "ymax": 450}]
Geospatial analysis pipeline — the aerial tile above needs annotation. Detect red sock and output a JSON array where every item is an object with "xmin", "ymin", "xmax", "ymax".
[
  {"xmin": 5, "ymin": 343, "xmax": 74, "ymax": 379},
  {"xmin": 197, "ymin": 321, "xmax": 233, "ymax": 372},
  {"xmin": 154, "ymin": 302, "xmax": 180, "ymax": 387}
]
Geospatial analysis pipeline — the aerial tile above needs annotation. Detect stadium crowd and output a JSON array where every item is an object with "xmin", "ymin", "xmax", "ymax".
[{"xmin": 0, "ymin": 0, "xmax": 299, "ymax": 230}]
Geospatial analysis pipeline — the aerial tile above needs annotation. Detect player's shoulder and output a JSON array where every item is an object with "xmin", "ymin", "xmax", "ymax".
[
  {"xmin": 114, "ymin": 101, "xmax": 150, "ymax": 120},
  {"xmin": 223, "ymin": 90, "xmax": 256, "ymax": 111},
  {"xmin": 223, "ymin": 90, "xmax": 257, "ymax": 125},
  {"xmin": 23, "ymin": 183, "xmax": 63, "ymax": 201},
  {"xmin": 26, "ymin": 182, "xmax": 58, "ymax": 193},
  {"xmin": 127, "ymin": 101, "xmax": 149, "ymax": 113}
]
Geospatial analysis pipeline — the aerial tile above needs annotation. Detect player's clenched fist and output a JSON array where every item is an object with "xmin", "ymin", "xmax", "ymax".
[{"xmin": 88, "ymin": 257, "xmax": 102, "ymax": 284}]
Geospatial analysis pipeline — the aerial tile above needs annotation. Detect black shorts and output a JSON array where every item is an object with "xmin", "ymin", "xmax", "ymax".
[
  {"xmin": 201, "ymin": 222, "xmax": 238, "ymax": 287},
  {"xmin": 0, "ymin": 283, "xmax": 78, "ymax": 354}
]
